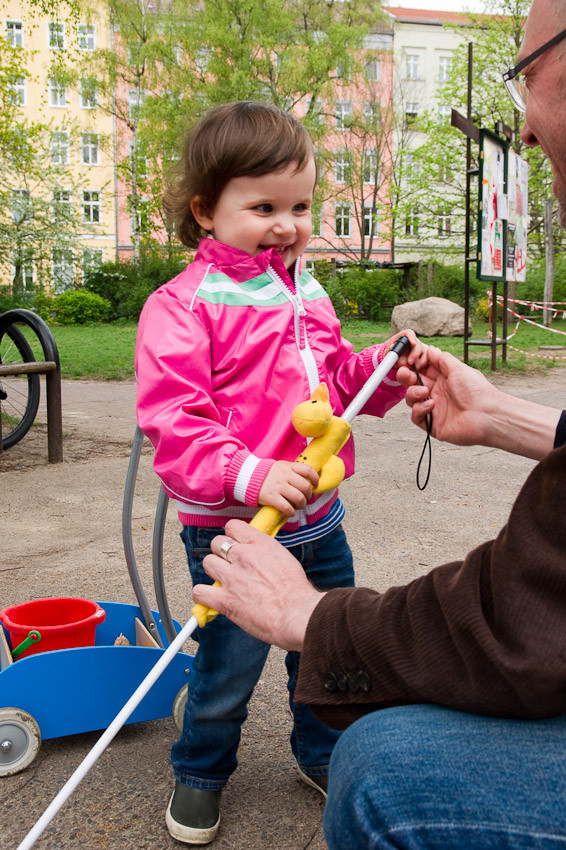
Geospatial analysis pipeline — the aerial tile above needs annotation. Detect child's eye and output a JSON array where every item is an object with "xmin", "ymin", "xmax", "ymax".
[
  {"xmin": 254, "ymin": 203, "xmax": 272, "ymax": 213},
  {"xmin": 293, "ymin": 203, "xmax": 309, "ymax": 212}
]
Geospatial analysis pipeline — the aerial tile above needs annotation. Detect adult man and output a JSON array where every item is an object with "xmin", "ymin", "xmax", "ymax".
[{"xmin": 194, "ymin": 1, "xmax": 566, "ymax": 845}]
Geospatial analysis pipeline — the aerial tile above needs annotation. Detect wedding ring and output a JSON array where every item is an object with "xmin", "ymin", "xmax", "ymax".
[{"xmin": 219, "ymin": 539, "xmax": 236, "ymax": 562}]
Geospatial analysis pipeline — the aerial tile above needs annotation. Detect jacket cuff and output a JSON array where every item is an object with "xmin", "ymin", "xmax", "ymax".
[
  {"xmin": 225, "ymin": 449, "xmax": 275, "ymax": 506},
  {"xmin": 361, "ymin": 344, "xmax": 405, "ymax": 398}
]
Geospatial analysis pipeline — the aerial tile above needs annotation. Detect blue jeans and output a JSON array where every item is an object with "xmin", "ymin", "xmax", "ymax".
[
  {"xmin": 172, "ymin": 523, "xmax": 354, "ymax": 790},
  {"xmin": 325, "ymin": 704, "xmax": 566, "ymax": 849}
]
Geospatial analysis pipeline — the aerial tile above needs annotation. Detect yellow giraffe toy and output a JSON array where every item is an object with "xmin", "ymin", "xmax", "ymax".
[{"xmin": 192, "ymin": 382, "xmax": 351, "ymax": 626}]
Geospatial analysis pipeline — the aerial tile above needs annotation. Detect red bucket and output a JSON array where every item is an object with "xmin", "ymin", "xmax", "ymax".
[{"xmin": 0, "ymin": 598, "xmax": 106, "ymax": 659}]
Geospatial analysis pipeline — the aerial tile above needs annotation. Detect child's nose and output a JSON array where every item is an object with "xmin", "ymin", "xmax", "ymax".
[{"xmin": 272, "ymin": 214, "xmax": 295, "ymax": 237}]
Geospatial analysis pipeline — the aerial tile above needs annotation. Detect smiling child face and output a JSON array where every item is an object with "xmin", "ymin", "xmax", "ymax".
[{"xmin": 191, "ymin": 158, "xmax": 316, "ymax": 269}]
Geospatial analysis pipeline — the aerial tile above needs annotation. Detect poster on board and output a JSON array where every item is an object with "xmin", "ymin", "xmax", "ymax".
[
  {"xmin": 506, "ymin": 150, "xmax": 528, "ymax": 282},
  {"xmin": 477, "ymin": 129, "xmax": 508, "ymax": 281}
]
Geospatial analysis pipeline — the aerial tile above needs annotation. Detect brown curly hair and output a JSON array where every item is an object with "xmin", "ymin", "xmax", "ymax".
[{"xmin": 163, "ymin": 101, "xmax": 317, "ymax": 248}]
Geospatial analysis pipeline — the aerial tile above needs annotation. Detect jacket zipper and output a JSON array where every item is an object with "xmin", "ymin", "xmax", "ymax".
[{"xmin": 266, "ymin": 265, "xmax": 320, "ymax": 394}]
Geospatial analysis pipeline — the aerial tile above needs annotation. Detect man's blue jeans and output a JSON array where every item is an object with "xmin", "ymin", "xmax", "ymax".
[
  {"xmin": 172, "ymin": 523, "xmax": 354, "ymax": 791},
  {"xmin": 325, "ymin": 704, "xmax": 566, "ymax": 849}
]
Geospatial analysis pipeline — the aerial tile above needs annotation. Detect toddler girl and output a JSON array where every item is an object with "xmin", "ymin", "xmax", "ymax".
[{"xmin": 135, "ymin": 100, "xmax": 427, "ymax": 845}]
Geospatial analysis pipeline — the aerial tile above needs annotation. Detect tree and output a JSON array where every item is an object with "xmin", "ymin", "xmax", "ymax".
[
  {"xmin": 398, "ymin": 0, "xmax": 555, "ymax": 268},
  {"xmin": 79, "ymin": 0, "xmax": 383, "ymax": 259},
  {"xmin": 0, "ymin": 3, "xmax": 95, "ymax": 293}
]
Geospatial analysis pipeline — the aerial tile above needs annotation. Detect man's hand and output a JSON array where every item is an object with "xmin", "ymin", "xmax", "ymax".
[
  {"xmin": 396, "ymin": 345, "xmax": 560, "ymax": 460},
  {"xmin": 258, "ymin": 460, "xmax": 319, "ymax": 516},
  {"xmin": 396, "ymin": 346, "xmax": 500, "ymax": 447},
  {"xmin": 194, "ymin": 520, "xmax": 323, "ymax": 651}
]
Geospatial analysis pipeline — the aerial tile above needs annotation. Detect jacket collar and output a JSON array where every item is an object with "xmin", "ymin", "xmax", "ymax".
[{"xmin": 195, "ymin": 238, "xmax": 299, "ymax": 290}]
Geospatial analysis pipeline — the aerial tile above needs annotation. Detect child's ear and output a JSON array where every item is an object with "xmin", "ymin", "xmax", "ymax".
[{"xmin": 190, "ymin": 196, "xmax": 214, "ymax": 231}]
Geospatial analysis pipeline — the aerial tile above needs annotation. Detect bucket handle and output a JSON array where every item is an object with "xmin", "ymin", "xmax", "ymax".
[{"xmin": 11, "ymin": 630, "xmax": 41, "ymax": 661}]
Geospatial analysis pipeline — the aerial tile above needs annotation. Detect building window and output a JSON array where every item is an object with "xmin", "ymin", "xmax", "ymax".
[
  {"xmin": 364, "ymin": 59, "xmax": 380, "ymax": 82},
  {"xmin": 78, "ymin": 24, "xmax": 96, "ymax": 50},
  {"xmin": 334, "ymin": 152, "xmax": 352, "ymax": 184},
  {"xmin": 128, "ymin": 142, "xmax": 149, "ymax": 179},
  {"xmin": 53, "ymin": 189, "xmax": 72, "ymax": 220},
  {"xmin": 12, "ymin": 254, "xmax": 34, "ymax": 289},
  {"xmin": 81, "ymin": 133, "xmax": 100, "ymax": 165},
  {"xmin": 438, "ymin": 55, "xmax": 452, "ymax": 82},
  {"xmin": 364, "ymin": 102, "xmax": 381, "ymax": 128},
  {"xmin": 363, "ymin": 149, "xmax": 379, "ymax": 185},
  {"xmin": 49, "ymin": 77, "xmax": 68, "ymax": 107},
  {"xmin": 404, "ymin": 103, "xmax": 419, "ymax": 130},
  {"xmin": 363, "ymin": 205, "xmax": 379, "ymax": 238},
  {"xmin": 11, "ymin": 188, "xmax": 31, "ymax": 223},
  {"xmin": 438, "ymin": 208, "xmax": 451, "ymax": 236},
  {"xmin": 335, "ymin": 203, "xmax": 351, "ymax": 237},
  {"xmin": 335, "ymin": 101, "xmax": 352, "ymax": 130},
  {"xmin": 8, "ymin": 75, "xmax": 26, "ymax": 105},
  {"xmin": 50, "ymin": 131, "xmax": 70, "ymax": 165},
  {"xmin": 438, "ymin": 163, "xmax": 454, "ymax": 184},
  {"xmin": 6, "ymin": 20, "xmax": 24, "ymax": 48},
  {"xmin": 128, "ymin": 89, "xmax": 145, "ymax": 118},
  {"xmin": 405, "ymin": 206, "xmax": 420, "ymax": 237},
  {"xmin": 406, "ymin": 54, "xmax": 420, "ymax": 80},
  {"xmin": 83, "ymin": 190, "xmax": 101, "ymax": 223},
  {"xmin": 82, "ymin": 248, "xmax": 103, "ymax": 279},
  {"xmin": 52, "ymin": 249, "xmax": 74, "ymax": 292},
  {"xmin": 130, "ymin": 197, "xmax": 151, "ymax": 235},
  {"xmin": 48, "ymin": 21, "xmax": 65, "ymax": 49},
  {"xmin": 305, "ymin": 98, "xmax": 324, "ymax": 126},
  {"xmin": 195, "ymin": 47, "xmax": 210, "ymax": 73},
  {"xmin": 438, "ymin": 104, "xmax": 451, "ymax": 120},
  {"xmin": 336, "ymin": 60, "xmax": 351, "ymax": 81},
  {"xmin": 405, "ymin": 153, "xmax": 420, "ymax": 178},
  {"xmin": 79, "ymin": 78, "xmax": 98, "ymax": 109},
  {"xmin": 311, "ymin": 202, "xmax": 324, "ymax": 238}
]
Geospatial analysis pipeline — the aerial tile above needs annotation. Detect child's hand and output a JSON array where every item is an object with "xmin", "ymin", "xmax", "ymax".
[
  {"xmin": 384, "ymin": 329, "xmax": 428, "ymax": 372},
  {"xmin": 258, "ymin": 461, "xmax": 319, "ymax": 517}
]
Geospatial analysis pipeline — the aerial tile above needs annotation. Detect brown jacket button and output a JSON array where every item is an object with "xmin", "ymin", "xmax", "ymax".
[
  {"xmin": 324, "ymin": 672, "xmax": 338, "ymax": 692},
  {"xmin": 358, "ymin": 671, "xmax": 372, "ymax": 692},
  {"xmin": 347, "ymin": 672, "xmax": 360, "ymax": 692}
]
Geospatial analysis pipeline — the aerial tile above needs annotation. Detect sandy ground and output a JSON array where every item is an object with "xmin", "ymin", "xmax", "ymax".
[{"xmin": 1, "ymin": 367, "xmax": 565, "ymax": 849}]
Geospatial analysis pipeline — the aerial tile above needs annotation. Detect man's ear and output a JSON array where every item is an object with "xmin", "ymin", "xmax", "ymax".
[{"xmin": 190, "ymin": 196, "xmax": 214, "ymax": 231}]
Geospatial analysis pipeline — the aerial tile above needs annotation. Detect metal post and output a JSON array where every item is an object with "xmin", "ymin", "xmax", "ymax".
[{"xmin": 464, "ymin": 43, "xmax": 473, "ymax": 364}]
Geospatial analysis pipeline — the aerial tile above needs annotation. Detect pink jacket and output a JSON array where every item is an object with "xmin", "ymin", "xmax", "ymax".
[{"xmin": 135, "ymin": 238, "xmax": 405, "ymax": 529}]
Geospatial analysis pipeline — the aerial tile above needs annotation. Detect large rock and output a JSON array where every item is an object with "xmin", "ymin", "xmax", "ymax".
[{"xmin": 391, "ymin": 296, "xmax": 471, "ymax": 337}]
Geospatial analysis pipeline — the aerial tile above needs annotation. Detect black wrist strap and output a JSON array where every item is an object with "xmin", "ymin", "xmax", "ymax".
[{"xmin": 553, "ymin": 410, "xmax": 566, "ymax": 449}]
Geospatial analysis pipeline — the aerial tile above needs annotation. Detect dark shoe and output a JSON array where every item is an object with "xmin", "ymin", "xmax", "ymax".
[
  {"xmin": 297, "ymin": 766, "xmax": 328, "ymax": 799},
  {"xmin": 166, "ymin": 782, "xmax": 221, "ymax": 845}
]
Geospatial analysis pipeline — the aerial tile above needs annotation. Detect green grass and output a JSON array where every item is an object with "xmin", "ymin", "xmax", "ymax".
[
  {"xmin": 15, "ymin": 316, "xmax": 566, "ymax": 381},
  {"xmin": 342, "ymin": 318, "xmax": 566, "ymax": 375},
  {"xmin": 24, "ymin": 322, "xmax": 138, "ymax": 380}
]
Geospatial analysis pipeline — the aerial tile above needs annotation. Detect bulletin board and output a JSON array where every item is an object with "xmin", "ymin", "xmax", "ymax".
[
  {"xmin": 506, "ymin": 150, "xmax": 529, "ymax": 282},
  {"xmin": 477, "ymin": 129, "xmax": 508, "ymax": 282}
]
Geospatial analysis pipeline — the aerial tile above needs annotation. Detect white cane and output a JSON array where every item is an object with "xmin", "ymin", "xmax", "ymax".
[{"xmin": 16, "ymin": 334, "xmax": 410, "ymax": 850}]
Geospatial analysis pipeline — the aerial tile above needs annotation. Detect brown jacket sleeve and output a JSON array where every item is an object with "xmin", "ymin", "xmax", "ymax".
[{"xmin": 295, "ymin": 443, "xmax": 566, "ymax": 729}]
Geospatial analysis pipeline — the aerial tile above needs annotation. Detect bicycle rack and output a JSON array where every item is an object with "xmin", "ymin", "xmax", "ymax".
[{"xmin": 0, "ymin": 308, "xmax": 62, "ymax": 462}]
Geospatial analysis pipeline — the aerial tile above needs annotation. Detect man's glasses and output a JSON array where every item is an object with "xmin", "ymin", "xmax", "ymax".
[{"xmin": 502, "ymin": 27, "xmax": 566, "ymax": 112}]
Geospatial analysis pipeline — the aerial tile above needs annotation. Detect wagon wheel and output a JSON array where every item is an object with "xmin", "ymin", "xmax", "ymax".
[
  {"xmin": 172, "ymin": 685, "xmax": 188, "ymax": 733},
  {"xmin": 0, "ymin": 707, "xmax": 41, "ymax": 776}
]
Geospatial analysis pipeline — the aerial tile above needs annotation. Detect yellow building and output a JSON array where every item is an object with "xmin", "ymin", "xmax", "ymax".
[{"xmin": 2, "ymin": 1, "xmax": 117, "ymax": 292}]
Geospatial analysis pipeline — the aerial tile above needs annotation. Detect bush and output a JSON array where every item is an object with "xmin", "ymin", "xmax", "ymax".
[
  {"xmin": 51, "ymin": 290, "xmax": 112, "ymax": 324},
  {"xmin": 84, "ymin": 252, "xmax": 191, "ymax": 320},
  {"xmin": 516, "ymin": 255, "xmax": 566, "ymax": 312},
  {"xmin": 320, "ymin": 265, "xmax": 402, "ymax": 322},
  {"xmin": 0, "ymin": 288, "xmax": 55, "ymax": 322}
]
